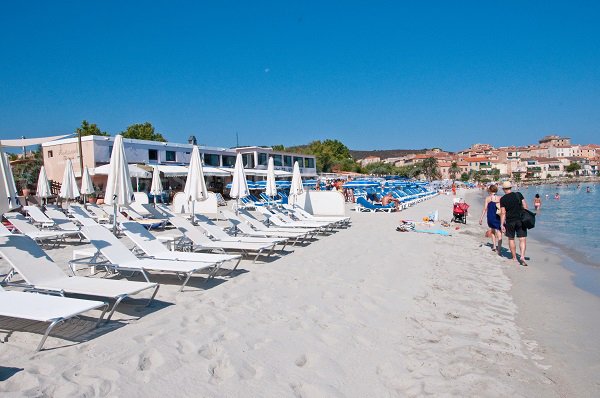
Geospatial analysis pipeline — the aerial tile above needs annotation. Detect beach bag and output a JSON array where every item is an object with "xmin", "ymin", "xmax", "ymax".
[
  {"xmin": 516, "ymin": 192, "xmax": 536, "ymax": 229},
  {"xmin": 521, "ymin": 208, "xmax": 536, "ymax": 229}
]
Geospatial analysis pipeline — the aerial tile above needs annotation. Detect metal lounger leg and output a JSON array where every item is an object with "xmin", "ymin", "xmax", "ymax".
[
  {"xmin": 96, "ymin": 303, "xmax": 109, "ymax": 326},
  {"xmin": 36, "ymin": 318, "xmax": 64, "ymax": 352},
  {"xmin": 222, "ymin": 257, "xmax": 242, "ymax": 276},
  {"xmin": 179, "ymin": 272, "xmax": 193, "ymax": 292}
]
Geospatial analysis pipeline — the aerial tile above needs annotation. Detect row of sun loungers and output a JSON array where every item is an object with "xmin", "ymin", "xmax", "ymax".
[{"xmin": 0, "ymin": 201, "xmax": 349, "ymax": 351}]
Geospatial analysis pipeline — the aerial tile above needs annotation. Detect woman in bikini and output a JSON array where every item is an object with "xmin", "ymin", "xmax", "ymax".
[
  {"xmin": 479, "ymin": 184, "xmax": 502, "ymax": 255},
  {"xmin": 533, "ymin": 194, "xmax": 542, "ymax": 211}
]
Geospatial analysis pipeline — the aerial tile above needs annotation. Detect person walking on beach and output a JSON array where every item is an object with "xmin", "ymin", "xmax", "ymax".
[
  {"xmin": 499, "ymin": 181, "xmax": 529, "ymax": 266},
  {"xmin": 479, "ymin": 184, "xmax": 502, "ymax": 254}
]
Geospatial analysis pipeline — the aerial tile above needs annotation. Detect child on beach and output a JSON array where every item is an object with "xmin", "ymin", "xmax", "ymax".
[{"xmin": 479, "ymin": 184, "xmax": 502, "ymax": 254}]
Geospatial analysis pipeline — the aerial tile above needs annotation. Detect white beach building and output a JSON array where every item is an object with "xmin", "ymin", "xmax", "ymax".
[{"xmin": 41, "ymin": 136, "xmax": 317, "ymax": 195}]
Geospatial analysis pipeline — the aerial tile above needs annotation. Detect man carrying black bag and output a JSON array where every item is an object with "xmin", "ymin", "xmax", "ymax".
[{"xmin": 500, "ymin": 181, "xmax": 530, "ymax": 266}]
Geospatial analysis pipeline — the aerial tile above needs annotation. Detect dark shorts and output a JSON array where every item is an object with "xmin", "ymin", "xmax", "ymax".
[{"xmin": 505, "ymin": 219, "xmax": 527, "ymax": 239}]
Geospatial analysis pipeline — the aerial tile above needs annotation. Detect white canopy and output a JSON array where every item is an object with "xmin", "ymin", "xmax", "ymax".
[
  {"xmin": 92, "ymin": 163, "xmax": 151, "ymax": 178},
  {"xmin": 0, "ymin": 134, "xmax": 71, "ymax": 147},
  {"xmin": 154, "ymin": 164, "xmax": 229, "ymax": 177},
  {"xmin": 59, "ymin": 159, "xmax": 80, "ymax": 199},
  {"xmin": 245, "ymin": 168, "xmax": 293, "ymax": 177},
  {"xmin": 36, "ymin": 166, "xmax": 52, "ymax": 199}
]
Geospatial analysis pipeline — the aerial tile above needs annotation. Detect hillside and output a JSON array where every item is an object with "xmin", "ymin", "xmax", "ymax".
[{"xmin": 349, "ymin": 148, "xmax": 428, "ymax": 160}]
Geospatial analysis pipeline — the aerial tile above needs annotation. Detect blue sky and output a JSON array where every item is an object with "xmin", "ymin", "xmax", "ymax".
[{"xmin": 1, "ymin": 1, "xmax": 599, "ymax": 151}]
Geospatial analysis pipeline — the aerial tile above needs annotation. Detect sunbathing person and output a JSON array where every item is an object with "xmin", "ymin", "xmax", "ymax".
[{"xmin": 381, "ymin": 193, "xmax": 400, "ymax": 209}]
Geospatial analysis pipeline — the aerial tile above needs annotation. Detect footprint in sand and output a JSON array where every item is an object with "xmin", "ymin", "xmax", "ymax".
[
  {"xmin": 198, "ymin": 343, "xmax": 223, "ymax": 360},
  {"xmin": 294, "ymin": 354, "xmax": 308, "ymax": 367},
  {"xmin": 137, "ymin": 349, "xmax": 164, "ymax": 371},
  {"xmin": 208, "ymin": 359, "xmax": 235, "ymax": 384}
]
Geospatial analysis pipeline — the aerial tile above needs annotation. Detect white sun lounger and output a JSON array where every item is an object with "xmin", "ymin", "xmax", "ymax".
[
  {"xmin": 69, "ymin": 205, "xmax": 107, "ymax": 227},
  {"xmin": 120, "ymin": 221, "xmax": 242, "ymax": 276},
  {"xmin": 78, "ymin": 225, "xmax": 222, "ymax": 291},
  {"xmin": 105, "ymin": 205, "xmax": 166, "ymax": 230},
  {"xmin": 193, "ymin": 213, "xmax": 288, "ymax": 247},
  {"xmin": 255, "ymin": 207, "xmax": 331, "ymax": 231},
  {"xmin": 3, "ymin": 213, "xmax": 78, "ymax": 246},
  {"xmin": 237, "ymin": 208, "xmax": 317, "ymax": 235},
  {"xmin": 129, "ymin": 202, "xmax": 168, "ymax": 220},
  {"xmin": 268, "ymin": 207, "xmax": 334, "ymax": 228},
  {"xmin": 23, "ymin": 206, "xmax": 55, "ymax": 228},
  {"xmin": 0, "ymin": 234, "xmax": 159, "ymax": 321},
  {"xmin": 44, "ymin": 207, "xmax": 83, "ymax": 234},
  {"xmin": 84, "ymin": 205, "xmax": 112, "ymax": 224},
  {"xmin": 166, "ymin": 214, "xmax": 278, "ymax": 263},
  {"xmin": 281, "ymin": 204, "xmax": 350, "ymax": 226},
  {"xmin": 220, "ymin": 210, "xmax": 311, "ymax": 245},
  {"xmin": 0, "ymin": 285, "xmax": 108, "ymax": 351}
]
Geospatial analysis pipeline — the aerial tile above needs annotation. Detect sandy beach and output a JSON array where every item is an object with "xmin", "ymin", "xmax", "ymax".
[{"xmin": 0, "ymin": 192, "xmax": 598, "ymax": 397}]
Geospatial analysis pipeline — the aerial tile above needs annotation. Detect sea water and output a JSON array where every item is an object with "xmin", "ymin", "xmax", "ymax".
[{"xmin": 518, "ymin": 182, "xmax": 600, "ymax": 295}]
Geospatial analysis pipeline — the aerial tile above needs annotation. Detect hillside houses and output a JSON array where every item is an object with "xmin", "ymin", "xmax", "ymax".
[{"xmin": 354, "ymin": 135, "xmax": 599, "ymax": 180}]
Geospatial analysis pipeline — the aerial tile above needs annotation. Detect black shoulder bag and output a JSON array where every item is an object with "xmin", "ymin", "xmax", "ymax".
[{"xmin": 517, "ymin": 192, "xmax": 536, "ymax": 229}]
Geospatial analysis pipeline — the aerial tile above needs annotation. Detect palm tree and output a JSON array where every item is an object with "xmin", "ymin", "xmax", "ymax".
[{"xmin": 449, "ymin": 162, "xmax": 460, "ymax": 182}]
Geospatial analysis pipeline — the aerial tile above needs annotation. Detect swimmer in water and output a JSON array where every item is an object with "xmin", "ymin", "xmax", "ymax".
[
  {"xmin": 555, "ymin": 193, "xmax": 560, "ymax": 200},
  {"xmin": 587, "ymin": 187, "xmax": 591, "ymax": 193}
]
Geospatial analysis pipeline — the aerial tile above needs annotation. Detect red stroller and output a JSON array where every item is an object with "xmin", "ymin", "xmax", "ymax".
[{"xmin": 452, "ymin": 199, "xmax": 469, "ymax": 224}]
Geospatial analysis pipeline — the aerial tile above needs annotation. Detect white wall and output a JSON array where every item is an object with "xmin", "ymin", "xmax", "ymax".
[{"xmin": 296, "ymin": 191, "xmax": 346, "ymax": 216}]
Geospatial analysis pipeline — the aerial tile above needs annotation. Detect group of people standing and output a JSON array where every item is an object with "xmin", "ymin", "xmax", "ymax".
[{"xmin": 479, "ymin": 181, "xmax": 531, "ymax": 266}]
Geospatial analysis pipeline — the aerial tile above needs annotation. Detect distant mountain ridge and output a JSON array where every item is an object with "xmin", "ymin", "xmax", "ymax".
[{"xmin": 349, "ymin": 148, "xmax": 428, "ymax": 160}]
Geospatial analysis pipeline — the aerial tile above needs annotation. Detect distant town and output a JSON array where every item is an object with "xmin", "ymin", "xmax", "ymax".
[{"xmin": 354, "ymin": 135, "xmax": 599, "ymax": 181}]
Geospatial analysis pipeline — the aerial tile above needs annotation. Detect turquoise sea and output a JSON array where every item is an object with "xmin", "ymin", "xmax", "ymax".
[{"xmin": 518, "ymin": 182, "xmax": 600, "ymax": 295}]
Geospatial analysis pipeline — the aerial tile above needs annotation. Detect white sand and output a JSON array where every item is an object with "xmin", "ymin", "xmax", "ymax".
[{"xmin": 0, "ymin": 193, "xmax": 566, "ymax": 396}]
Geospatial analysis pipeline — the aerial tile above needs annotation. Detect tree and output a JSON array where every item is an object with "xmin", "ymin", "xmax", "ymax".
[
  {"xmin": 513, "ymin": 172, "xmax": 521, "ymax": 182},
  {"xmin": 421, "ymin": 157, "xmax": 441, "ymax": 181},
  {"xmin": 121, "ymin": 122, "xmax": 166, "ymax": 142},
  {"xmin": 271, "ymin": 144, "xmax": 285, "ymax": 151},
  {"xmin": 298, "ymin": 139, "xmax": 352, "ymax": 173},
  {"xmin": 12, "ymin": 147, "xmax": 43, "ymax": 192},
  {"xmin": 490, "ymin": 168, "xmax": 501, "ymax": 181},
  {"xmin": 566, "ymin": 162, "xmax": 581, "ymax": 173},
  {"xmin": 76, "ymin": 120, "xmax": 109, "ymax": 137},
  {"xmin": 460, "ymin": 172, "xmax": 469, "ymax": 182},
  {"xmin": 449, "ymin": 162, "xmax": 460, "ymax": 181}
]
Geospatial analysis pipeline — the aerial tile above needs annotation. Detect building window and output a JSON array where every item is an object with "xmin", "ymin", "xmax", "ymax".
[
  {"xmin": 305, "ymin": 158, "xmax": 315, "ymax": 168},
  {"xmin": 284, "ymin": 155, "xmax": 292, "ymax": 167},
  {"xmin": 272, "ymin": 154, "xmax": 282, "ymax": 166},
  {"xmin": 165, "ymin": 151, "xmax": 176, "ymax": 162},
  {"xmin": 222, "ymin": 155, "xmax": 236, "ymax": 167},
  {"xmin": 47, "ymin": 150, "xmax": 53, "ymax": 158},
  {"xmin": 293, "ymin": 156, "xmax": 303, "ymax": 166},
  {"xmin": 258, "ymin": 153, "xmax": 268, "ymax": 166},
  {"xmin": 204, "ymin": 153, "xmax": 220, "ymax": 166},
  {"xmin": 242, "ymin": 153, "xmax": 254, "ymax": 168},
  {"xmin": 149, "ymin": 149, "xmax": 158, "ymax": 161}
]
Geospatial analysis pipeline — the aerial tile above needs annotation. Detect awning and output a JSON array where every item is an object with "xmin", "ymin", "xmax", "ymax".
[
  {"xmin": 91, "ymin": 163, "xmax": 151, "ymax": 178},
  {"xmin": 0, "ymin": 134, "xmax": 72, "ymax": 147},
  {"xmin": 154, "ymin": 165, "xmax": 231, "ymax": 177},
  {"xmin": 245, "ymin": 168, "xmax": 293, "ymax": 177}
]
